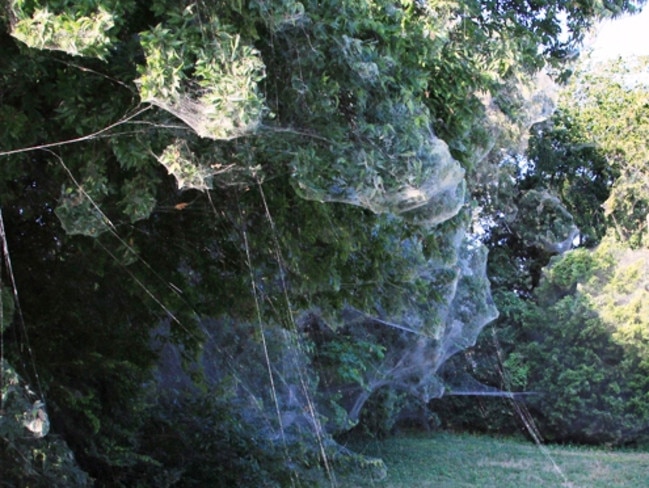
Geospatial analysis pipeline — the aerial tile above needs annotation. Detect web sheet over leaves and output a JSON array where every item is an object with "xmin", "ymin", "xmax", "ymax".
[{"xmin": 3, "ymin": 0, "xmax": 639, "ymax": 485}]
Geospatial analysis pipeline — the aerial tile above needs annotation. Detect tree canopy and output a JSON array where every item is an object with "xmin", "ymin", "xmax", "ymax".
[
  {"xmin": 434, "ymin": 52, "xmax": 649, "ymax": 446},
  {"xmin": 1, "ymin": 0, "xmax": 646, "ymax": 485}
]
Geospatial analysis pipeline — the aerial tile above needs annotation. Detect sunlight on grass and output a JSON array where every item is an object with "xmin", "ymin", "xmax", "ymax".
[{"xmin": 343, "ymin": 432, "xmax": 649, "ymax": 487}]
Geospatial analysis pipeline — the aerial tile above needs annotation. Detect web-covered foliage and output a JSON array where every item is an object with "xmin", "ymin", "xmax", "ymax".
[
  {"xmin": 2, "ymin": 289, "xmax": 89, "ymax": 484},
  {"xmin": 0, "ymin": 0, "xmax": 618, "ymax": 484},
  {"xmin": 8, "ymin": 0, "xmax": 120, "ymax": 59},
  {"xmin": 136, "ymin": 6, "xmax": 267, "ymax": 141}
]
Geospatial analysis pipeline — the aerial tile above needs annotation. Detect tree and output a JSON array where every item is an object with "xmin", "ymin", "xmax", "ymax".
[
  {"xmin": 435, "ymin": 51, "xmax": 649, "ymax": 443},
  {"xmin": 529, "ymin": 56, "xmax": 649, "ymax": 247},
  {"xmin": 526, "ymin": 112, "xmax": 616, "ymax": 246},
  {"xmin": 511, "ymin": 240, "xmax": 649, "ymax": 445},
  {"xmin": 1, "ymin": 0, "xmax": 644, "ymax": 484}
]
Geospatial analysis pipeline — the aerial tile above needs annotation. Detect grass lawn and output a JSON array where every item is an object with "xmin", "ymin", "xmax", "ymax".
[{"xmin": 340, "ymin": 432, "xmax": 649, "ymax": 488}]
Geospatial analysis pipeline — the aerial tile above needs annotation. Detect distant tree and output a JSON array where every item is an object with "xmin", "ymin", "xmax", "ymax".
[
  {"xmin": 529, "ymin": 57, "xmax": 649, "ymax": 247},
  {"xmin": 516, "ymin": 240, "xmax": 649, "ymax": 445},
  {"xmin": 436, "ymin": 52, "xmax": 649, "ymax": 443}
]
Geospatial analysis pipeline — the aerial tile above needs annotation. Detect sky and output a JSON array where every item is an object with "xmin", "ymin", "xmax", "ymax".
[{"xmin": 589, "ymin": 7, "xmax": 649, "ymax": 59}]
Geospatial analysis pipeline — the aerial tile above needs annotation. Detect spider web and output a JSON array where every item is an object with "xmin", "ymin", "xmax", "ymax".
[
  {"xmin": 8, "ymin": 2, "xmax": 115, "ymax": 59},
  {"xmin": 135, "ymin": 17, "xmax": 267, "ymax": 141},
  {"xmin": 0, "ymin": 1, "xmax": 592, "ymax": 485},
  {"xmin": 1, "ymin": 207, "xmax": 50, "ymax": 446}
]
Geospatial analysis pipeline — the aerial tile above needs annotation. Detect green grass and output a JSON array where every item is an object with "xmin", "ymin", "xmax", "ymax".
[{"xmin": 339, "ymin": 432, "xmax": 649, "ymax": 488}]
